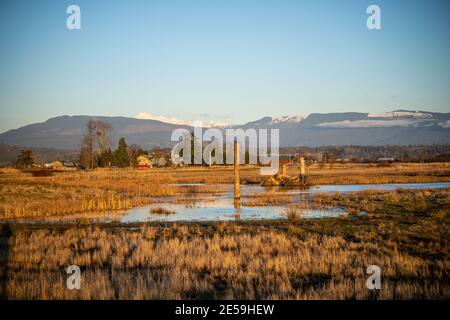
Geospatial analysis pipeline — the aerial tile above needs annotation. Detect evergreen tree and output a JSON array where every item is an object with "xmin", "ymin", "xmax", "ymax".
[
  {"xmin": 14, "ymin": 149, "xmax": 35, "ymax": 168},
  {"xmin": 114, "ymin": 137, "xmax": 130, "ymax": 168},
  {"xmin": 98, "ymin": 148, "xmax": 114, "ymax": 167}
]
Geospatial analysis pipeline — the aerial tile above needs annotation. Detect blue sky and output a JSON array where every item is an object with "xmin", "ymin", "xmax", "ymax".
[{"xmin": 0, "ymin": 0, "xmax": 449, "ymax": 133}]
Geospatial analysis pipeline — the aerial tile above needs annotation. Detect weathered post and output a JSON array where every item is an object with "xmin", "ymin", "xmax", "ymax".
[
  {"xmin": 234, "ymin": 140, "xmax": 240, "ymax": 200},
  {"xmin": 300, "ymin": 156, "xmax": 306, "ymax": 185}
]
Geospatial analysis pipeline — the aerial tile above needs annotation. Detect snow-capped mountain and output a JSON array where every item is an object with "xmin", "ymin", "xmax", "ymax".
[
  {"xmin": 367, "ymin": 111, "xmax": 433, "ymax": 118},
  {"xmin": 0, "ymin": 110, "xmax": 449, "ymax": 149},
  {"xmin": 270, "ymin": 115, "xmax": 309, "ymax": 124},
  {"xmin": 237, "ymin": 110, "xmax": 450, "ymax": 146},
  {"xmin": 135, "ymin": 112, "xmax": 227, "ymax": 128}
]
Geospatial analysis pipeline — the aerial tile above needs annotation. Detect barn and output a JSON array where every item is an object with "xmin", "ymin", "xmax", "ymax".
[{"xmin": 137, "ymin": 155, "xmax": 152, "ymax": 169}]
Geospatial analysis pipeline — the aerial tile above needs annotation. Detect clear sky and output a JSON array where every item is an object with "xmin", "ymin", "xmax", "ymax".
[{"xmin": 0, "ymin": 0, "xmax": 449, "ymax": 133}]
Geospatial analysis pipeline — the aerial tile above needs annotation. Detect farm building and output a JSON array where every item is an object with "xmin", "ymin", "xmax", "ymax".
[
  {"xmin": 44, "ymin": 161, "xmax": 78, "ymax": 170},
  {"xmin": 377, "ymin": 157, "xmax": 395, "ymax": 163},
  {"xmin": 63, "ymin": 161, "xmax": 78, "ymax": 170},
  {"xmin": 137, "ymin": 155, "xmax": 152, "ymax": 169},
  {"xmin": 44, "ymin": 160, "xmax": 64, "ymax": 170}
]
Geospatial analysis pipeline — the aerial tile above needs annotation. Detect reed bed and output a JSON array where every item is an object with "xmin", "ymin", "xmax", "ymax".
[
  {"xmin": 0, "ymin": 219, "xmax": 448, "ymax": 300},
  {"xmin": 310, "ymin": 188, "xmax": 450, "ymax": 216},
  {"xmin": 0, "ymin": 187, "xmax": 448, "ymax": 299},
  {"xmin": 0, "ymin": 169, "xmax": 172, "ymax": 220},
  {"xmin": 294, "ymin": 162, "xmax": 450, "ymax": 185},
  {"xmin": 284, "ymin": 207, "xmax": 303, "ymax": 222},
  {"xmin": 242, "ymin": 192, "xmax": 296, "ymax": 206},
  {"xmin": 0, "ymin": 162, "xmax": 449, "ymax": 220}
]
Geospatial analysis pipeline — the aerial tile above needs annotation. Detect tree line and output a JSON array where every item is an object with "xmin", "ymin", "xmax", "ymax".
[{"xmin": 79, "ymin": 120, "xmax": 147, "ymax": 168}]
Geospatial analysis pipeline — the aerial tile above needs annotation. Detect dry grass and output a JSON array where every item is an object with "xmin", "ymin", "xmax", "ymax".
[
  {"xmin": 168, "ymin": 162, "xmax": 450, "ymax": 185},
  {"xmin": 0, "ymin": 169, "xmax": 175, "ymax": 220},
  {"xmin": 310, "ymin": 188, "xmax": 450, "ymax": 217},
  {"xmin": 295, "ymin": 162, "xmax": 450, "ymax": 185},
  {"xmin": 150, "ymin": 207, "xmax": 176, "ymax": 215},
  {"xmin": 0, "ymin": 164, "xmax": 448, "ymax": 300},
  {"xmin": 0, "ymin": 187, "xmax": 448, "ymax": 299},
  {"xmin": 284, "ymin": 207, "xmax": 302, "ymax": 222},
  {"xmin": 242, "ymin": 193, "xmax": 295, "ymax": 206},
  {"xmin": 0, "ymin": 162, "xmax": 448, "ymax": 220},
  {"xmin": 0, "ymin": 215, "xmax": 448, "ymax": 300}
]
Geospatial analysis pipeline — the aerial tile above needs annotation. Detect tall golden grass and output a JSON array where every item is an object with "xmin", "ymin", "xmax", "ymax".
[
  {"xmin": 1, "ymin": 187, "xmax": 448, "ymax": 300},
  {"xmin": 0, "ymin": 222, "xmax": 448, "ymax": 299},
  {"xmin": 0, "ymin": 162, "xmax": 449, "ymax": 220}
]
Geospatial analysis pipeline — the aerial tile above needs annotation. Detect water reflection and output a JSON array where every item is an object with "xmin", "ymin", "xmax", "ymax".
[
  {"xmin": 13, "ymin": 182, "xmax": 450, "ymax": 224},
  {"xmin": 85, "ymin": 182, "xmax": 450, "ymax": 223}
]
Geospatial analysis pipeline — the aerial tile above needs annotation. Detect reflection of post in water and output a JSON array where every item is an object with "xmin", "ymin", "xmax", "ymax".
[
  {"xmin": 299, "ymin": 191, "xmax": 305, "ymax": 207},
  {"xmin": 0, "ymin": 224, "xmax": 12, "ymax": 300},
  {"xmin": 234, "ymin": 140, "xmax": 240, "ymax": 200},
  {"xmin": 234, "ymin": 203, "xmax": 241, "ymax": 220},
  {"xmin": 233, "ymin": 199, "xmax": 241, "ymax": 221},
  {"xmin": 299, "ymin": 157, "xmax": 307, "ymax": 185},
  {"xmin": 233, "ymin": 141, "xmax": 241, "ymax": 220}
]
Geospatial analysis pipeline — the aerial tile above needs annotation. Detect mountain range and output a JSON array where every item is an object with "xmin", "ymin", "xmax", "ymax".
[{"xmin": 0, "ymin": 110, "xmax": 449, "ymax": 150}]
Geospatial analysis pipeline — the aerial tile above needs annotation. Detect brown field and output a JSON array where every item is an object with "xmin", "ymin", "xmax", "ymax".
[
  {"xmin": 0, "ymin": 162, "xmax": 449, "ymax": 220},
  {"xmin": 0, "ymin": 163, "xmax": 449, "ymax": 300},
  {"xmin": 0, "ymin": 188, "xmax": 448, "ymax": 299}
]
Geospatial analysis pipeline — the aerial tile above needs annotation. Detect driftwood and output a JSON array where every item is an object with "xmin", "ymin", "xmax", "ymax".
[
  {"xmin": 261, "ymin": 174, "xmax": 308, "ymax": 186},
  {"xmin": 261, "ymin": 157, "xmax": 308, "ymax": 186}
]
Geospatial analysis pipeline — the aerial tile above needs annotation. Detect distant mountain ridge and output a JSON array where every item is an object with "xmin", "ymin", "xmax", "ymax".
[{"xmin": 0, "ymin": 110, "xmax": 449, "ymax": 149}]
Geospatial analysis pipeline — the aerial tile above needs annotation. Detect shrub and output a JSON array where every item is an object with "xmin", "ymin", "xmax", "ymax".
[{"xmin": 284, "ymin": 207, "xmax": 302, "ymax": 222}]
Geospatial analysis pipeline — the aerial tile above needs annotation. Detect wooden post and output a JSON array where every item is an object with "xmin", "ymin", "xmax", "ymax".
[
  {"xmin": 234, "ymin": 141, "xmax": 240, "ymax": 200},
  {"xmin": 281, "ymin": 164, "xmax": 286, "ymax": 176}
]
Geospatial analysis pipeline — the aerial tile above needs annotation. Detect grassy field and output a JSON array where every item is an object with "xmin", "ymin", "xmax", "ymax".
[
  {"xmin": 0, "ymin": 162, "xmax": 449, "ymax": 220},
  {"xmin": 0, "ymin": 163, "xmax": 448, "ymax": 299},
  {"xmin": 0, "ymin": 188, "xmax": 448, "ymax": 299}
]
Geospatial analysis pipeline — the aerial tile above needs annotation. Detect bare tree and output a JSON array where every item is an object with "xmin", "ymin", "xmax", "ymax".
[
  {"xmin": 82, "ymin": 121, "xmax": 95, "ymax": 169},
  {"xmin": 80, "ymin": 120, "xmax": 113, "ymax": 169},
  {"xmin": 128, "ymin": 144, "xmax": 145, "ymax": 167},
  {"xmin": 93, "ymin": 121, "xmax": 113, "ymax": 155}
]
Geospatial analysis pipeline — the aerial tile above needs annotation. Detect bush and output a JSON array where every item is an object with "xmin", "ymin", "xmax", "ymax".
[{"xmin": 284, "ymin": 207, "xmax": 302, "ymax": 222}]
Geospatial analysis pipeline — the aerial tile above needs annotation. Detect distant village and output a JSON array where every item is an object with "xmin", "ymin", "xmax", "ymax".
[
  {"xmin": 10, "ymin": 144, "xmax": 449, "ymax": 171},
  {"xmin": 42, "ymin": 152, "xmax": 172, "ymax": 171}
]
